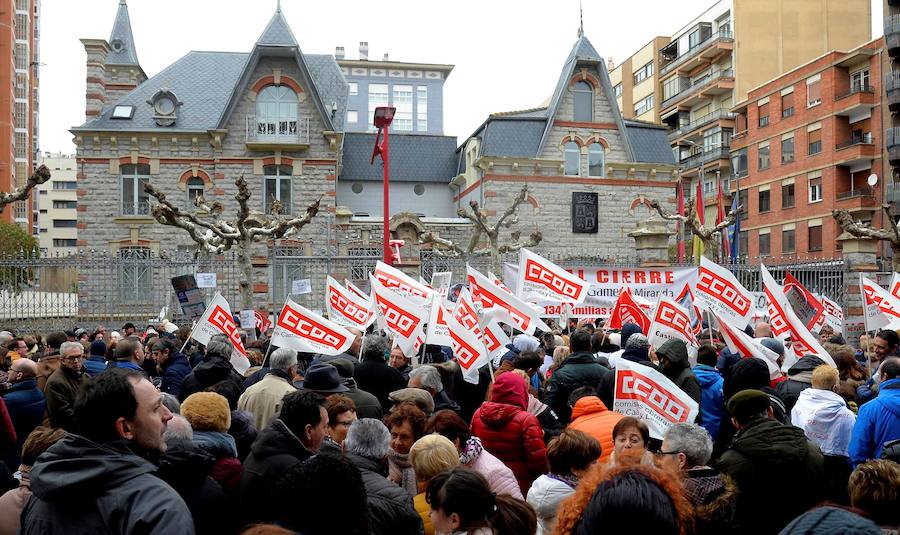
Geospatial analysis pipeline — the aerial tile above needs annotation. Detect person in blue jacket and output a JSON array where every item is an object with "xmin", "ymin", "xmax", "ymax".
[
  {"xmin": 153, "ymin": 337, "xmax": 192, "ymax": 397},
  {"xmin": 2, "ymin": 358, "xmax": 45, "ymax": 470},
  {"xmin": 694, "ymin": 344, "xmax": 725, "ymax": 440},
  {"xmin": 83, "ymin": 340, "xmax": 108, "ymax": 376},
  {"xmin": 849, "ymin": 357, "xmax": 900, "ymax": 466}
]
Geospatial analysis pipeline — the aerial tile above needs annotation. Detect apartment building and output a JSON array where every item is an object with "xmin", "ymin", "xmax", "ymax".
[
  {"xmin": 609, "ymin": 37, "xmax": 670, "ymax": 123},
  {"xmin": 35, "ymin": 152, "xmax": 77, "ymax": 255},
  {"xmin": 730, "ymin": 38, "xmax": 885, "ymax": 260},
  {"xmin": 886, "ymin": 0, "xmax": 900, "ymax": 225}
]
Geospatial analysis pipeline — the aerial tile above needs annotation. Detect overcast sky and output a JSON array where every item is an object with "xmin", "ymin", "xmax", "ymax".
[{"xmin": 38, "ymin": 0, "xmax": 883, "ymax": 155}]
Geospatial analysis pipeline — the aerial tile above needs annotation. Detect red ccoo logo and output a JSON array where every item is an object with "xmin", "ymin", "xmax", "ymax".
[
  {"xmin": 278, "ymin": 305, "xmax": 348, "ymax": 351},
  {"xmin": 697, "ymin": 268, "xmax": 751, "ymax": 316},
  {"xmin": 524, "ymin": 259, "xmax": 582, "ymax": 300}
]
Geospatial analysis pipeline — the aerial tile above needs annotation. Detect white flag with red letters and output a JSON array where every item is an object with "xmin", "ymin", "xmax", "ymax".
[
  {"xmin": 890, "ymin": 272, "xmax": 900, "ymax": 300},
  {"xmin": 445, "ymin": 309, "xmax": 490, "ymax": 385},
  {"xmin": 516, "ymin": 248, "xmax": 588, "ymax": 304},
  {"xmin": 488, "ymin": 271, "xmax": 512, "ymax": 294},
  {"xmin": 373, "ymin": 261, "xmax": 435, "ymax": 304},
  {"xmin": 192, "ymin": 292, "xmax": 247, "ymax": 356},
  {"xmin": 454, "ymin": 288, "xmax": 510, "ymax": 365},
  {"xmin": 860, "ymin": 274, "xmax": 900, "ymax": 331},
  {"xmin": 647, "ymin": 298, "xmax": 698, "ymax": 349},
  {"xmin": 272, "ymin": 297, "xmax": 355, "ymax": 356},
  {"xmin": 613, "ymin": 359, "xmax": 699, "ymax": 439},
  {"xmin": 466, "ymin": 264, "xmax": 550, "ymax": 334},
  {"xmin": 714, "ymin": 311, "xmax": 782, "ymax": 380},
  {"xmin": 370, "ymin": 274, "xmax": 427, "ymax": 356},
  {"xmin": 425, "ymin": 294, "xmax": 454, "ymax": 347},
  {"xmin": 694, "ymin": 256, "xmax": 754, "ymax": 326},
  {"xmin": 326, "ymin": 276, "xmax": 376, "ymax": 330},
  {"xmin": 819, "ymin": 295, "xmax": 844, "ymax": 333},
  {"xmin": 344, "ymin": 279, "xmax": 369, "ymax": 300}
]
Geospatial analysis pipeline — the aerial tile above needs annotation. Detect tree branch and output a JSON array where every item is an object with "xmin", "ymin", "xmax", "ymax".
[
  {"xmin": 494, "ymin": 185, "xmax": 529, "ymax": 231},
  {"xmin": 833, "ymin": 208, "xmax": 898, "ymax": 242},
  {"xmin": 250, "ymin": 196, "xmax": 321, "ymax": 240},
  {"xmin": 649, "ymin": 199, "xmax": 688, "ymax": 223},
  {"xmin": 463, "ymin": 200, "xmax": 494, "ymax": 238},
  {"xmin": 0, "ymin": 165, "xmax": 52, "ymax": 209},
  {"xmin": 144, "ymin": 183, "xmax": 238, "ymax": 242},
  {"xmin": 497, "ymin": 230, "xmax": 543, "ymax": 254},
  {"xmin": 418, "ymin": 231, "xmax": 466, "ymax": 257}
]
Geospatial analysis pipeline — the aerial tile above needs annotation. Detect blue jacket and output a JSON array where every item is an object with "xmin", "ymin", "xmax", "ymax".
[
  {"xmin": 849, "ymin": 378, "xmax": 900, "ymax": 466},
  {"xmin": 694, "ymin": 364, "xmax": 725, "ymax": 440},
  {"xmin": 83, "ymin": 355, "xmax": 107, "ymax": 377},
  {"xmin": 2, "ymin": 379, "xmax": 46, "ymax": 468},
  {"xmin": 159, "ymin": 352, "xmax": 192, "ymax": 396}
]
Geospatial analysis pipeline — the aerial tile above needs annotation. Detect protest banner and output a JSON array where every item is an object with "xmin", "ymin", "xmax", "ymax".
[
  {"xmin": 819, "ymin": 295, "xmax": 843, "ymax": 332},
  {"xmin": 271, "ymin": 297, "xmax": 354, "ymax": 355},
  {"xmin": 467, "ymin": 265, "xmax": 549, "ymax": 334},
  {"xmin": 425, "ymin": 295, "xmax": 454, "ymax": 347},
  {"xmin": 860, "ymin": 274, "xmax": 900, "ymax": 331},
  {"xmin": 191, "ymin": 292, "xmax": 246, "ymax": 356},
  {"xmin": 675, "ymin": 283, "xmax": 702, "ymax": 335},
  {"xmin": 613, "ymin": 359, "xmax": 699, "ymax": 439},
  {"xmin": 344, "ymin": 279, "xmax": 369, "ymax": 300},
  {"xmin": 370, "ymin": 274, "xmax": 427, "ymax": 356},
  {"xmin": 325, "ymin": 276, "xmax": 376, "ymax": 329},
  {"xmin": 516, "ymin": 248, "xmax": 588, "ymax": 304},
  {"xmin": 481, "ymin": 308, "xmax": 512, "ymax": 365},
  {"xmin": 445, "ymin": 310, "xmax": 489, "ymax": 385},
  {"xmin": 372, "ymin": 261, "xmax": 435, "ymax": 303},
  {"xmin": 647, "ymin": 298, "xmax": 697, "ymax": 349},
  {"xmin": 607, "ymin": 287, "xmax": 651, "ymax": 333},
  {"xmin": 694, "ymin": 256, "xmax": 754, "ymax": 326},
  {"xmin": 254, "ymin": 310, "xmax": 272, "ymax": 333},
  {"xmin": 890, "ymin": 272, "xmax": 900, "ymax": 300},
  {"xmin": 783, "ymin": 273, "xmax": 824, "ymax": 330},
  {"xmin": 714, "ymin": 311, "xmax": 781, "ymax": 380},
  {"xmin": 430, "ymin": 272, "xmax": 453, "ymax": 298}
]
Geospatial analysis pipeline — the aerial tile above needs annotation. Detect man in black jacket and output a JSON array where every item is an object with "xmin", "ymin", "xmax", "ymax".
[
  {"xmin": 775, "ymin": 355, "xmax": 826, "ymax": 414},
  {"xmin": 179, "ymin": 336, "xmax": 245, "ymax": 401},
  {"xmin": 354, "ymin": 334, "xmax": 406, "ymax": 412},
  {"xmin": 544, "ymin": 330, "xmax": 611, "ymax": 424}
]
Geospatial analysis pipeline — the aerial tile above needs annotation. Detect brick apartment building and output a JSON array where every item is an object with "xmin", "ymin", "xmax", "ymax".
[{"xmin": 730, "ymin": 37, "xmax": 885, "ymax": 260}]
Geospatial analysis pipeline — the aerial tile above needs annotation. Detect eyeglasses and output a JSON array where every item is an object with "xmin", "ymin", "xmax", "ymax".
[
  {"xmin": 334, "ymin": 420, "xmax": 355, "ymax": 427},
  {"xmin": 63, "ymin": 355, "xmax": 84, "ymax": 361},
  {"xmin": 654, "ymin": 450, "xmax": 681, "ymax": 457}
]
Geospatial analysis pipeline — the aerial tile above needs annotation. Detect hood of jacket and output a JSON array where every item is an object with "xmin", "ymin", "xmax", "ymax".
[
  {"xmin": 527, "ymin": 474, "xmax": 576, "ymax": 518},
  {"xmin": 29, "ymin": 435, "xmax": 158, "ymax": 502},
  {"xmin": 731, "ymin": 418, "xmax": 813, "ymax": 466},
  {"xmin": 193, "ymin": 430, "xmax": 238, "ymax": 458},
  {"xmin": 249, "ymin": 419, "xmax": 309, "ymax": 461},
  {"xmin": 621, "ymin": 323, "xmax": 643, "ymax": 348},
  {"xmin": 194, "ymin": 358, "xmax": 235, "ymax": 385},
  {"xmin": 657, "ymin": 339, "xmax": 690, "ymax": 372},
  {"xmin": 693, "ymin": 365, "xmax": 722, "ymax": 388},
  {"xmin": 161, "ymin": 352, "xmax": 190, "ymax": 371},
  {"xmin": 621, "ymin": 346, "xmax": 650, "ymax": 364},
  {"xmin": 157, "ymin": 440, "xmax": 217, "ymax": 488},
  {"xmin": 489, "ymin": 372, "xmax": 528, "ymax": 410},
  {"xmin": 877, "ymin": 378, "xmax": 900, "ymax": 418},
  {"xmin": 478, "ymin": 401, "xmax": 524, "ymax": 427},
  {"xmin": 570, "ymin": 396, "xmax": 611, "ymax": 420},
  {"xmin": 787, "ymin": 355, "xmax": 826, "ymax": 378}
]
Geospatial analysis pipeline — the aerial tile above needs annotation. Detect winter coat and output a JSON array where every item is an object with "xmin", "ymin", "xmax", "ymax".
[
  {"xmin": 682, "ymin": 466, "xmax": 738, "ymax": 535},
  {"xmin": 567, "ymin": 396, "xmax": 624, "ymax": 463},
  {"xmin": 237, "ymin": 371, "xmax": 297, "ymax": 430},
  {"xmin": 0, "ymin": 471, "xmax": 30, "ymax": 535},
  {"xmin": 192, "ymin": 430, "xmax": 242, "ymax": 491},
  {"xmin": 528, "ymin": 395, "xmax": 563, "ymax": 443},
  {"xmin": 44, "ymin": 366, "xmax": 88, "ymax": 432},
  {"xmin": 160, "ymin": 352, "xmax": 192, "ymax": 397},
  {"xmin": 791, "ymin": 388, "xmax": 856, "ymax": 457},
  {"xmin": 21, "ymin": 435, "xmax": 194, "ymax": 535},
  {"xmin": 461, "ymin": 437, "xmax": 523, "ymax": 499},
  {"xmin": 342, "ymin": 378, "xmax": 383, "ymax": 420},
  {"xmin": 657, "ymin": 339, "xmax": 702, "ymax": 404},
  {"xmin": 414, "ymin": 492, "xmax": 434, "ymax": 535},
  {"xmin": 694, "ymin": 364, "xmax": 725, "ymax": 440},
  {"xmin": 354, "ymin": 355, "xmax": 407, "ymax": 412},
  {"xmin": 157, "ymin": 440, "xmax": 232, "ymax": 535},
  {"xmin": 240, "ymin": 418, "xmax": 315, "ymax": 525},
  {"xmin": 849, "ymin": 378, "xmax": 900, "ymax": 466},
  {"xmin": 179, "ymin": 358, "xmax": 245, "ymax": 402},
  {"xmin": 544, "ymin": 351, "xmax": 612, "ymax": 424},
  {"xmin": 527, "ymin": 474, "xmax": 576, "ymax": 535},
  {"xmin": 715, "ymin": 418, "xmax": 825, "ymax": 535},
  {"xmin": 344, "ymin": 452, "xmax": 424, "ymax": 535},
  {"xmin": 82, "ymin": 355, "xmax": 107, "ymax": 377},
  {"xmin": 1, "ymin": 379, "xmax": 44, "ymax": 468},
  {"xmin": 471, "ymin": 373, "xmax": 548, "ymax": 495},
  {"xmin": 775, "ymin": 355, "xmax": 826, "ymax": 414}
]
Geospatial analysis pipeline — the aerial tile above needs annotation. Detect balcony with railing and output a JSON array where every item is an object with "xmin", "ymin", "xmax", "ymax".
[
  {"xmin": 836, "ymin": 131, "xmax": 873, "ymax": 150},
  {"xmin": 887, "ymin": 15, "xmax": 900, "ymax": 56},
  {"xmin": 678, "ymin": 146, "xmax": 731, "ymax": 173},
  {"xmin": 246, "ymin": 116, "xmax": 310, "ymax": 150},
  {"xmin": 668, "ymin": 109, "xmax": 736, "ymax": 142},
  {"xmin": 888, "ymin": 127, "xmax": 900, "ymax": 165},
  {"xmin": 836, "ymin": 185, "xmax": 879, "ymax": 212},
  {"xmin": 887, "ymin": 72, "xmax": 900, "ymax": 111},
  {"xmin": 835, "ymin": 131, "xmax": 878, "ymax": 165},
  {"xmin": 835, "ymin": 83, "xmax": 877, "ymax": 116},
  {"xmin": 660, "ymin": 30, "xmax": 734, "ymax": 76},
  {"xmin": 661, "ymin": 69, "xmax": 735, "ymax": 111}
]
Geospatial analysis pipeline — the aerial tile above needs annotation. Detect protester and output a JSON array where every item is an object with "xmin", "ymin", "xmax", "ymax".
[
  {"xmin": 2, "ymin": 359, "xmax": 44, "ymax": 469},
  {"xmin": 153, "ymin": 337, "xmax": 192, "ymax": 396},
  {"xmin": 389, "ymin": 387, "xmax": 435, "ymax": 415},
  {"xmin": 228, "ymin": 409, "xmax": 257, "ymax": 462},
  {"xmin": 847, "ymin": 459, "xmax": 900, "ymax": 531},
  {"xmin": 390, "ymin": 346, "xmax": 413, "ymax": 383},
  {"xmin": 544, "ymin": 330, "xmax": 611, "ymax": 424},
  {"xmin": 471, "ymin": 371, "xmax": 548, "ymax": 495},
  {"xmin": 693, "ymin": 344, "xmax": 725, "ymax": 439},
  {"xmin": 409, "ymin": 434, "xmax": 461, "ymax": 535},
  {"xmin": 424, "ymin": 409, "xmax": 522, "ymax": 498},
  {"xmin": 84, "ymin": 340, "xmax": 107, "ymax": 376},
  {"xmin": 237, "ymin": 348, "xmax": 298, "ymax": 429},
  {"xmin": 179, "ymin": 336, "xmax": 244, "ymax": 401},
  {"xmin": 609, "ymin": 416, "xmax": 653, "ymax": 467},
  {"xmin": 831, "ymin": 345, "xmax": 869, "ymax": 404},
  {"xmin": 508, "ymin": 368, "xmax": 563, "ymax": 442},
  {"xmin": 354, "ymin": 334, "xmax": 406, "ymax": 411},
  {"xmin": 182, "ymin": 392, "xmax": 243, "ymax": 492},
  {"xmin": 409, "ymin": 365, "xmax": 459, "ymax": 413},
  {"xmin": 35, "ymin": 331, "xmax": 65, "ymax": 392},
  {"xmin": 322, "ymin": 394, "xmax": 356, "ymax": 453},
  {"xmin": 22, "ymin": 368, "xmax": 193, "ymax": 534},
  {"xmin": 753, "ymin": 321, "xmax": 772, "ymax": 338},
  {"xmin": 112, "ymin": 336, "xmax": 145, "ymax": 372},
  {"xmin": 566, "ymin": 386, "xmax": 623, "ymax": 464},
  {"xmin": 44, "ymin": 341, "xmax": 88, "ymax": 431},
  {"xmin": 779, "ymin": 506, "xmax": 882, "ymax": 535},
  {"xmin": 330, "ymin": 357, "xmax": 383, "ymax": 419},
  {"xmin": 343, "ymin": 418, "xmax": 424, "ymax": 535},
  {"xmin": 857, "ymin": 329, "xmax": 899, "ymax": 403},
  {"xmin": 849, "ymin": 356, "xmax": 900, "ymax": 466},
  {"xmin": 426, "ymin": 467, "xmax": 536, "ymax": 535},
  {"xmin": 384, "ymin": 401, "xmax": 428, "ymax": 496},
  {"xmin": 527, "ymin": 429, "xmax": 601, "ymax": 535},
  {"xmin": 0, "ymin": 427, "xmax": 66, "ymax": 535},
  {"xmin": 656, "ymin": 339, "xmax": 701, "ymax": 403}
]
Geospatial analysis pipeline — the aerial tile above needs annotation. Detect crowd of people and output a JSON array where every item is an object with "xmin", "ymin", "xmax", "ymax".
[{"xmin": 0, "ymin": 314, "xmax": 896, "ymax": 535}]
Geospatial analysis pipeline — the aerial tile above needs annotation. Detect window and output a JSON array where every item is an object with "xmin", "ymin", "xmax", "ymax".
[
  {"xmin": 392, "ymin": 85, "xmax": 413, "ymax": 131},
  {"xmin": 759, "ymin": 231, "xmax": 771, "ymax": 256},
  {"xmin": 263, "ymin": 164, "xmax": 293, "ymax": 214},
  {"xmin": 663, "ymin": 77, "xmax": 686, "ymax": 100},
  {"xmin": 349, "ymin": 82, "xmax": 358, "ymax": 96},
  {"xmin": 782, "ymin": 228, "xmax": 795, "ymax": 254},
  {"xmin": 808, "ymin": 127, "xmax": 822, "ymax": 155},
  {"xmin": 573, "ymin": 81, "xmax": 593, "ymax": 122},
  {"xmin": 781, "ymin": 90, "xmax": 794, "ymax": 118},
  {"xmin": 120, "ymin": 164, "xmax": 150, "ymax": 216},
  {"xmin": 417, "ymin": 86, "xmax": 428, "ymax": 132},
  {"xmin": 738, "ymin": 189, "xmax": 749, "ymax": 216},
  {"xmin": 111, "ymin": 105, "xmax": 134, "ymax": 119},
  {"xmin": 808, "ymin": 224, "xmax": 823, "ymax": 251},
  {"xmin": 118, "ymin": 247, "xmax": 152, "ymax": 304},
  {"xmin": 689, "ymin": 28, "xmax": 703, "ymax": 49},
  {"xmin": 850, "ymin": 69, "xmax": 870, "ymax": 92},
  {"xmin": 782, "ymin": 182, "xmax": 795, "ymax": 208},
  {"xmin": 634, "ymin": 95, "xmax": 654, "ymax": 116},
  {"xmin": 732, "ymin": 148, "xmax": 748, "ymax": 177},
  {"xmin": 758, "ymin": 99, "xmax": 769, "ymax": 127},
  {"xmin": 758, "ymin": 189, "xmax": 771, "ymax": 212},
  {"xmin": 808, "ymin": 172, "xmax": 823, "ymax": 202},
  {"xmin": 52, "ymin": 219, "xmax": 76, "ymax": 228},
  {"xmin": 758, "ymin": 142, "xmax": 770, "ymax": 170},
  {"xmin": 367, "ymin": 83, "xmax": 388, "ymax": 130},
  {"xmin": 52, "ymin": 181, "xmax": 78, "ymax": 190},
  {"xmin": 613, "ymin": 83, "xmax": 622, "ymax": 97},
  {"xmin": 781, "ymin": 134, "xmax": 794, "ymax": 163},
  {"xmin": 347, "ymin": 110, "xmax": 358, "ymax": 123},
  {"xmin": 255, "ymin": 85, "xmax": 299, "ymax": 139},
  {"xmin": 186, "ymin": 178, "xmax": 205, "ymax": 208},
  {"xmin": 588, "ymin": 143, "xmax": 605, "ymax": 177},
  {"xmin": 52, "ymin": 200, "xmax": 77, "ymax": 209},
  {"xmin": 633, "ymin": 61, "xmax": 653, "ymax": 85},
  {"xmin": 739, "ymin": 230, "xmax": 748, "ymax": 256},
  {"xmin": 807, "ymin": 74, "xmax": 821, "ymax": 106},
  {"xmin": 52, "ymin": 239, "xmax": 77, "ymax": 248},
  {"xmin": 564, "ymin": 141, "xmax": 580, "ymax": 176},
  {"xmin": 414, "ymin": 184, "xmax": 425, "ymax": 196}
]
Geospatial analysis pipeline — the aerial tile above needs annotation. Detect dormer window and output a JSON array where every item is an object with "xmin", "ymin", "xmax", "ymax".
[
  {"xmin": 573, "ymin": 81, "xmax": 593, "ymax": 122},
  {"xmin": 256, "ymin": 86, "xmax": 299, "ymax": 140},
  {"xmin": 147, "ymin": 89, "xmax": 182, "ymax": 126}
]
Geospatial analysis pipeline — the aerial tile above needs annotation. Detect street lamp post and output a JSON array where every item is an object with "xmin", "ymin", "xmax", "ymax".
[{"xmin": 371, "ymin": 106, "xmax": 396, "ymax": 265}]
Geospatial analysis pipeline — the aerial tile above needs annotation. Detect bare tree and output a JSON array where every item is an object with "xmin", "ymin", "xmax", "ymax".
[
  {"xmin": 145, "ymin": 175, "xmax": 320, "ymax": 310},
  {"xmin": 0, "ymin": 165, "xmax": 51, "ymax": 212},
  {"xmin": 833, "ymin": 207, "xmax": 900, "ymax": 271},
  {"xmin": 418, "ymin": 185, "xmax": 541, "ymax": 273},
  {"xmin": 648, "ymin": 197, "xmax": 740, "ymax": 259}
]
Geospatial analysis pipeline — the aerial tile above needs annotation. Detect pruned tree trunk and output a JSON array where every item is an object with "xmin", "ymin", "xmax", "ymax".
[{"xmin": 834, "ymin": 206, "xmax": 900, "ymax": 272}]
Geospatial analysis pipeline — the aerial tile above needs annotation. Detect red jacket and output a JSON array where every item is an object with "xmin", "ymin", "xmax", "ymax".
[{"xmin": 471, "ymin": 373, "xmax": 547, "ymax": 495}]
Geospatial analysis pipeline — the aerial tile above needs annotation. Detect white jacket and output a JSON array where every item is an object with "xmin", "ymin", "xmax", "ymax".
[
  {"xmin": 526, "ymin": 475, "xmax": 575, "ymax": 535},
  {"xmin": 790, "ymin": 387, "xmax": 856, "ymax": 457}
]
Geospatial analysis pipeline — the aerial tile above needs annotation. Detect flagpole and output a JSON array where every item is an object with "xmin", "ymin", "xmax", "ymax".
[
  {"xmin": 260, "ymin": 342, "xmax": 274, "ymax": 369},
  {"xmin": 859, "ymin": 273, "xmax": 872, "ymax": 373},
  {"xmin": 179, "ymin": 319, "xmax": 198, "ymax": 354}
]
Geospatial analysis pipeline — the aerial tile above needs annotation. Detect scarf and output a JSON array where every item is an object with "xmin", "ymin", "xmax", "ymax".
[
  {"xmin": 459, "ymin": 436, "xmax": 484, "ymax": 466},
  {"xmin": 388, "ymin": 449, "xmax": 418, "ymax": 497},
  {"xmin": 547, "ymin": 472, "xmax": 580, "ymax": 489}
]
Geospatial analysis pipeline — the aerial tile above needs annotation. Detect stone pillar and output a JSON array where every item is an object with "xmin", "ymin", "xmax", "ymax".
[
  {"xmin": 628, "ymin": 218, "xmax": 673, "ymax": 267},
  {"xmin": 837, "ymin": 233, "xmax": 878, "ymax": 345}
]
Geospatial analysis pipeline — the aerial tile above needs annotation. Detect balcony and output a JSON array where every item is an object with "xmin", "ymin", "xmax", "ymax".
[
  {"xmin": 668, "ymin": 109, "xmax": 736, "ymax": 142},
  {"xmin": 887, "ymin": 127, "xmax": 900, "ymax": 166},
  {"xmin": 836, "ymin": 186, "xmax": 879, "ymax": 212},
  {"xmin": 888, "ymin": 183, "xmax": 900, "ymax": 216},
  {"xmin": 678, "ymin": 146, "xmax": 731, "ymax": 173},
  {"xmin": 245, "ymin": 116, "xmax": 310, "ymax": 151},
  {"xmin": 661, "ymin": 69, "xmax": 735, "ymax": 111},
  {"xmin": 660, "ymin": 30, "xmax": 734, "ymax": 77},
  {"xmin": 887, "ymin": 15, "xmax": 900, "ymax": 56},
  {"xmin": 887, "ymin": 73, "xmax": 900, "ymax": 112},
  {"xmin": 836, "ymin": 131, "xmax": 873, "ymax": 150},
  {"xmin": 835, "ymin": 83, "xmax": 877, "ymax": 116},
  {"xmin": 836, "ymin": 132, "xmax": 878, "ymax": 166}
]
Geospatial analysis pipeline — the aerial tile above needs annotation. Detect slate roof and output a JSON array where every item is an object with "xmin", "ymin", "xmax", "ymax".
[
  {"xmin": 107, "ymin": 0, "xmax": 140, "ymax": 66},
  {"xmin": 625, "ymin": 120, "xmax": 677, "ymax": 165},
  {"xmin": 341, "ymin": 133, "xmax": 458, "ymax": 183},
  {"xmin": 305, "ymin": 54, "xmax": 348, "ymax": 132},
  {"xmin": 480, "ymin": 118, "xmax": 545, "ymax": 158},
  {"xmin": 257, "ymin": 9, "xmax": 298, "ymax": 46}
]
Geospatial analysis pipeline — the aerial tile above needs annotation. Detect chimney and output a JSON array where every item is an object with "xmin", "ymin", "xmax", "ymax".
[
  {"xmin": 359, "ymin": 41, "xmax": 368, "ymax": 61},
  {"xmin": 383, "ymin": 53, "xmax": 389, "ymax": 61},
  {"xmin": 607, "ymin": 57, "xmax": 615, "ymax": 71},
  {"xmin": 335, "ymin": 46, "xmax": 345, "ymax": 60},
  {"xmin": 80, "ymin": 38, "xmax": 110, "ymax": 120}
]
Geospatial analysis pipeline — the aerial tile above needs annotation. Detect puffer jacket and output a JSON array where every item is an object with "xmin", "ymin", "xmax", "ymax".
[
  {"xmin": 849, "ymin": 378, "xmax": 900, "ymax": 466},
  {"xmin": 157, "ymin": 440, "xmax": 231, "ymax": 535},
  {"xmin": 460, "ymin": 437, "xmax": 523, "ymax": 499},
  {"xmin": 344, "ymin": 452, "xmax": 424, "ymax": 535},
  {"xmin": 527, "ymin": 474, "xmax": 576, "ymax": 535},
  {"xmin": 657, "ymin": 339, "xmax": 701, "ymax": 403},
  {"xmin": 567, "ymin": 396, "xmax": 623, "ymax": 463},
  {"xmin": 471, "ymin": 373, "xmax": 548, "ymax": 496},
  {"xmin": 694, "ymin": 364, "xmax": 725, "ymax": 439},
  {"xmin": 544, "ymin": 352, "xmax": 612, "ymax": 424},
  {"xmin": 160, "ymin": 352, "xmax": 192, "ymax": 397},
  {"xmin": 192, "ymin": 430, "xmax": 242, "ymax": 491},
  {"xmin": 179, "ymin": 358, "xmax": 244, "ymax": 402},
  {"xmin": 775, "ymin": 355, "xmax": 826, "ymax": 414}
]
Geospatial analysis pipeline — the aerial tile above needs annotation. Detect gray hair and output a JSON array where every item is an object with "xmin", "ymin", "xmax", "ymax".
[
  {"xmin": 361, "ymin": 334, "xmax": 390, "ymax": 361},
  {"xmin": 663, "ymin": 422, "xmax": 713, "ymax": 468},
  {"xmin": 160, "ymin": 393, "xmax": 181, "ymax": 415},
  {"xmin": 0, "ymin": 331, "xmax": 12, "ymax": 346},
  {"xmin": 625, "ymin": 333, "xmax": 650, "ymax": 350},
  {"xmin": 59, "ymin": 341, "xmax": 84, "ymax": 357},
  {"xmin": 270, "ymin": 348, "xmax": 298, "ymax": 371},
  {"xmin": 343, "ymin": 418, "xmax": 390, "ymax": 460},
  {"xmin": 165, "ymin": 415, "xmax": 194, "ymax": 442},
  {"xmin": 409, "ymin": 365, "xmax": 443, "ymax": 393},
  {"xmin": 205, "ymin": 338, "xmax": 233, "ymax": 360}
]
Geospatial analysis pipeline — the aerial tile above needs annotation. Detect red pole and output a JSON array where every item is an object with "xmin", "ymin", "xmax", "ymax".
[{"xmin": 382, "ymin": 126, "xmax": 391, "ymax": 265}]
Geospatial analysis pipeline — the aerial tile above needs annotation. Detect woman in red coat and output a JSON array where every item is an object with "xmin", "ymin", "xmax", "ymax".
[{"xmin": 471, "ymin": 372, "xmax": 548, "ymax": 495}]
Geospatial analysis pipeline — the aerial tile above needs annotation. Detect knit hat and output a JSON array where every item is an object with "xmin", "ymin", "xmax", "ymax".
[
  {"xmin": 388, "ymin": 387, "xmax": 435, "ymax": 415},
  {"xmin": 182, "ymin": 392, "xmax": 232, "ymax": 433},
  {"xmin": 726, "ymin": 389, "xmax": 770, "ymax": 420},
  {"xmin": 89, "ymin": 340, "xmax": 107, "ymax": 357},
  {"xmin": 621, "ymin": 323, "xmax": 643, "ymax": 348},
  {"xmin": 299, "ymin": 363, "xmax": 349, "ymax": 394},
  {"xmin": 759, "ymin": 338, "xmax": 784, "ymax": 357},
  {"xmin": 779, "ymin": 506, "xmax": 881, "ymax": 535}
]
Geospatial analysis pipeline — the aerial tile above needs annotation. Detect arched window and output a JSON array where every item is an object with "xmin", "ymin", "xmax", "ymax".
[
  {"xmin": 256, "ymin": 86, "xmax": 298, "ymax": 139},
  {"xmin": 186, "ymin": 177, "xmax": 205, "ymax": 207},
  {"xmin": 588, "ymin": 143, "xmax": 605, "ymax": 177},
  {"xmin": 564, "ymin": 141, "xmax": 580, "ymax": 176},
  {"xmin": 573, "ymin": 81, "xmax": 593, "ymax": 122},
  {"xmin": 264, "ymin": 165, "xmax": 293, "ymax": 214}
]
